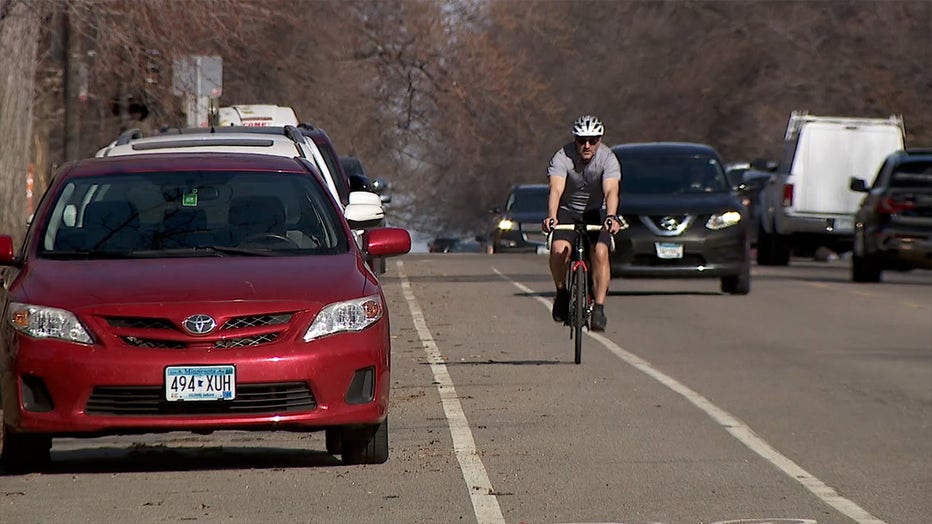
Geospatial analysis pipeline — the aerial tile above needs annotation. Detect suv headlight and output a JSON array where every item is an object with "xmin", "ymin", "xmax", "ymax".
[
  {"xmin": 497, "ymin": 219, "xmax": 514, "ymax": 231},
  {"xmin": 706, "ymin": 210, "xmax": 742, "ymax": 230},
  {"xmin": 9, "ymin": 302, "xmax": 94, "ymax": 344},
  {"xmin": 303, "ymin": 294, "xmax": 383, "ymax": 341}
]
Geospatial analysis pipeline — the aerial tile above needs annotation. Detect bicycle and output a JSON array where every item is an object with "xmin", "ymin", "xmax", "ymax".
[{"xmin": 547, "ymin": 217, "xmax": 627, "ymax": 364}]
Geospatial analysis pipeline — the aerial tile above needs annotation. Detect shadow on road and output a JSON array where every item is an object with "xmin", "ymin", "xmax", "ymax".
[
  {"xmin": 6, "ymin": 443, "xmax": 341, "ymax": 476},
  {"xmin": 436, "ymin": 359, "xmax": 571, "ymax": 366}
]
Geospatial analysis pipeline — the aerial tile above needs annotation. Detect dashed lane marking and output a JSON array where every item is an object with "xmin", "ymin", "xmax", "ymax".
[
  {"xmin": 397, "ymin": 261, "xmax": 505, "ymax": 524},
  {"xmin": 494, "ymin": 267, "xmax": 887, "ymax": 524}
]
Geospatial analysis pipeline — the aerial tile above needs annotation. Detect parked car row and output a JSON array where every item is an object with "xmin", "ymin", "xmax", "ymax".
[{"xmin": 0, "ymin": 106, "xmax": 411, "ymax": 473}]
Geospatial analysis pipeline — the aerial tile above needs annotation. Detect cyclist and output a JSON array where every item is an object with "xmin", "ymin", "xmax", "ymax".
[{"xmin": 541, "ymin": 115, "xmax": 622, "ymax": 332}]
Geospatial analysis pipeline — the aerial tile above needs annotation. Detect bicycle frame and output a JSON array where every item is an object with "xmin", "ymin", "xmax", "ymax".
[{"xmin": 548, "ymin": 223, "xmax": 602, "ymax": 364}]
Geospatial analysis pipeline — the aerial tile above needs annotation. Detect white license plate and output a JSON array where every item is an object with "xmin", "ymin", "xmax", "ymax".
[
  {"xmin": 165, "ymin": 365, "xmax": 236, "ymax": 402},
  {"xmin": 833, "ymin": 217, "xmax": 854, "ymax": 232},
  {"xmin": 655, "ymin": 242, "xmax": 684, "ymax": 259}
]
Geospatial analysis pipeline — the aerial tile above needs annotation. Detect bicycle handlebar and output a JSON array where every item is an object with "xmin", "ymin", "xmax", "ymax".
[
  {"xmin": 549, "ymin": 224, "xmax": 605, "ymax": 232},
  {"xmin": 545, "ymin": 220, "xmax": 626, "ymax": 251}
]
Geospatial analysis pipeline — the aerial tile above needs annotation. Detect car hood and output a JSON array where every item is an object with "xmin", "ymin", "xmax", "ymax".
[
  {"xmin": 620, "ymin": 193, "xmax": 742, "ymax": 215},
  {"xmin": 14, "ymin": 254, "xmax": 378, "ymax": 313}
]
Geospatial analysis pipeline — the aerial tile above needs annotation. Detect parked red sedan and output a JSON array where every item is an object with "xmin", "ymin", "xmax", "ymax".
[{"xmin": 0, "ymin": 152, "xmax": 410, "ymax": 472}]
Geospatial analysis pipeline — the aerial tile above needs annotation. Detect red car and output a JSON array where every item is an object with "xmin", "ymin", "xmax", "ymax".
[{"xmin": 0, "ymin": 152, "xmax": 411, "ymax": 472}]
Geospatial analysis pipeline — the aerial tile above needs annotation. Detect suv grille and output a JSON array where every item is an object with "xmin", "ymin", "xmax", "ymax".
[{"xmin": 85, "ymin": 382, "xmax": 316, "ymax": 415}]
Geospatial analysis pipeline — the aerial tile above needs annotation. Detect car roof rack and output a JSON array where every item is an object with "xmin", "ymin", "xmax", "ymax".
[{"xmin": 112, "ymin": 125, "xmax": 309, "ymax": 147}]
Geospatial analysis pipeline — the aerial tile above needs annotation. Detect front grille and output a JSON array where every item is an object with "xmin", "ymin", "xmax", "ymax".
[
  {"xmin": 103, "ymin": 312, "xmax": 295, "ymax": 350},
  {"xmin": 521, "ymin": 225, "xmax": 547, "ymax": 245},
  {"xmin": 222, "ymin": 313, "xmax": 292, "ymax": 330},
  {"xmin": 121, "ymin": 337, "xmax": 186, "ymax": 349},
  {"xmin": 85, "ymin": 382, "xmax": 316, "ymax": 415},
  {"xmin": 108, "ymin": 317, "xmax": 175, "ymax": 330},
  {"xmin": 214, "ymin": 333, "xmax": 279, "ymax": 349}
]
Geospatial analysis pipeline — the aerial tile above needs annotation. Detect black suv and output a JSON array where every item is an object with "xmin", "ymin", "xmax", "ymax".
[
  {"xmin": 849, "ymin": 149, "xmax": 932, "ymax": 282},
  {"xmin": 610, "ymin": 143, "xmax": 751, "ymax": 295}
]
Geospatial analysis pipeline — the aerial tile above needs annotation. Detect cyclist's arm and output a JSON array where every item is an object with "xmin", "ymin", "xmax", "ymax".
[
  {"xmin": 602, "ymin": 154, "xmax": 622, "ymax": 231},
  {"xmin": 603, "ymin": 176, "xmax": 620, "ymax": 218},
  {"xmin": 543, "ymin": 174, "xmax": 566, "ymax": 233}
]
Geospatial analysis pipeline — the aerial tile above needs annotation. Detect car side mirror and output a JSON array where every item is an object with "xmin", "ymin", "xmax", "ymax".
[
  {"xmin": 849, "ymin": 177, "xmax": 869, "ymax": 193},
  {"xmin": 345, "ymin": 191, "xmax": 385, "ymax": 228}
]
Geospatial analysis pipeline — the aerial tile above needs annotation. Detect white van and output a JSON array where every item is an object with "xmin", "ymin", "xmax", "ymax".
[
  {"xmin": 217, "ymin": 105, "xmax": 298, "ymax": 127},
  {"xmin": 757, "ymin": 110, "xmax": 906, "ymax": 265}
]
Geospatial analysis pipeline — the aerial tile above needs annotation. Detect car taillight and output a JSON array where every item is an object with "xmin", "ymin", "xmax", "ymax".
[
  {"xmin": 782, "ymin": 184, "xmax": 794, "ymax": 207},
  {"xmin": 876, "ymin": 196, "xmax": 916, "ymax": 214}
]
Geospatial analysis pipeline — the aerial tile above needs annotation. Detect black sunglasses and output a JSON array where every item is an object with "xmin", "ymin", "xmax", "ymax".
[{"xmin": 575, "ymin": 136, "xmax": 601, "ymax": 146}]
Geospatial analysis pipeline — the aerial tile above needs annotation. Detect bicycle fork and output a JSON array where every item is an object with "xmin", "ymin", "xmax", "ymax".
[{"xmin": 568, "ymin": 259, "xmax": 592, "ymax": 337}]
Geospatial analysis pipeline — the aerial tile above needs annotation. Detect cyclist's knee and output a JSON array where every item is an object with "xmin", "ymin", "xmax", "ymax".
[
  {"xmin": 551, "ymin": 240, "xmax": 571, "ymax": 258},
  {"xmin": 593, "ymin": 243, "xmax": 610, "ymax": 259}
]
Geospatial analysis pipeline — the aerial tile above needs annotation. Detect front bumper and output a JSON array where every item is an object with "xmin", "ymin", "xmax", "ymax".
[
  {"xmin": 610, "ymin": 222, "xmax": 749, "ymax": 278},
  {"xmin": 2, "ymin": 324, "xmax": 391, "ymax": 437}
]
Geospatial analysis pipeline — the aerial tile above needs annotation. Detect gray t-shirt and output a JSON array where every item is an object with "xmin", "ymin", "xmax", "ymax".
[{"xmin": 547, "ymin": 142, "xmax": 622, "ymax": 214}]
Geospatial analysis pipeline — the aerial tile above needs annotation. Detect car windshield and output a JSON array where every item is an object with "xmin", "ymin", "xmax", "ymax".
[
  {"xmin": 507, "ymin": 187, "xmax": 549, "ymax": 213},
  {"xmin": 617, "ymin": 155, "xmax": 730, "ymax": 194},
  {"xmin": 37, "ymin": 170, "xmax": 349, "ymax": 259},
  {"xmin": 890, "ymin": 161, "xmax": 932, "ymax": 188}
]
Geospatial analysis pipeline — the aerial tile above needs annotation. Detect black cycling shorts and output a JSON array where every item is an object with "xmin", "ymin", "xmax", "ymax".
[{"xmin": 551, "ymin": 208, "xmax": 613, "ymax": 248}]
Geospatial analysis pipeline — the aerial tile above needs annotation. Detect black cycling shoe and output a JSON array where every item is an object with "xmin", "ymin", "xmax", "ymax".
[
  {"xmin": 552, "ymin": 288, "xmax": 569, "ymax": 322},
  {"xmin": 590, "ymin": 304, "xmax": 607, "ymax": 332}
]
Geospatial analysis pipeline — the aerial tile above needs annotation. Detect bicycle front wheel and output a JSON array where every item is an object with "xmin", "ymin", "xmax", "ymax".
[{"xmin": 573, "ymin": 265, "xmax": 587, "ymax": 364}]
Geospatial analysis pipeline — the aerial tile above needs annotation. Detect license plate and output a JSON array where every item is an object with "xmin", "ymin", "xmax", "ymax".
[
  {"xmin": 833, "ymin": 217, "xmax": 854, "ymax": 232},
  {"xmin": 165, "ymin": 365, "xmax": 235, "ymax": 402},
  {"xmin": 655, "ymin": 242, "xmax": 684, "ymax": 259}
]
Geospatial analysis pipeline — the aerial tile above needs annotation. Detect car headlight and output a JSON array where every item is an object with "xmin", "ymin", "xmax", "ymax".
[
  {"xmin": 303, "ymin": 294, "xmax": 383, "ymax": 341},
  {"xmin": 9, "ymin": 302, "xmax": 94, "ymax": 344},
  {"xmin": 497, "ymin": 219, "xmax": 514, "ymax": 231},
  {"xmin": 706, "ymin": 210, "xmax": 742, "ymax": 230}
]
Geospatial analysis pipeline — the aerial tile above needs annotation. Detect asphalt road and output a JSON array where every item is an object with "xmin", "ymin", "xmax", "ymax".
[{"xmin": 2, "ymin": 254, "xmax": 930, "ymax": 524}]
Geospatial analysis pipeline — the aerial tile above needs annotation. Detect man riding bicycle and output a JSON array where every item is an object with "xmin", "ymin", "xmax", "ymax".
[{"xmin": 542, "ymin": 115, "xmax": 622, "ymax": 332}]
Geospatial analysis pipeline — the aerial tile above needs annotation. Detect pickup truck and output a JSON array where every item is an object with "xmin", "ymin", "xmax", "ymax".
[{"xmin": 757, "ymin": 110, "xmax": 906, "ymax": 265}]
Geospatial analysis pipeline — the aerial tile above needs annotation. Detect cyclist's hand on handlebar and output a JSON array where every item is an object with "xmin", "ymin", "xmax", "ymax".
[
  {"xmin": 604, "ymin": 215, "xmax": 621, "ymax": 234},
  {"xmin": 542, "ymin": 217, "xmax": 557, "ymax": 234}
]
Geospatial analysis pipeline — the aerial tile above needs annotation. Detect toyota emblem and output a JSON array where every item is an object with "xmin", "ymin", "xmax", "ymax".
[{"xmin": 183, "ymin": 314, "xmax": 217, "ymax": 335}]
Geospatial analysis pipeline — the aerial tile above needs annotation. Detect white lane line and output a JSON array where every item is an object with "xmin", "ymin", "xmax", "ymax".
[
  {"xmin": 397, "ymin": 261, "xmax": 505, "ymax": 524},
  {"xmin": 493, "ymin": 267, "xmax": 887, "ymax": 524}
]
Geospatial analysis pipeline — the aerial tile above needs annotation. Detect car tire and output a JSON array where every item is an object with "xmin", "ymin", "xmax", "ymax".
[
  {"xmin": 340, "ymin": 418, "xmax": 388, "ymax": 465},
  {"xmin": 721, "ymin": 267, "xmax": 751, "ymax": 295},
  {"xmin": 1, "ymin": 426, "xmax": 52, "ymax": 474},
  {"xmin": 756, "ymin": 224, "xmax": 790, "ymax": 266},
  {"xmin": 852, "ymin": 252, "xmax": 882, "ymax": 283},
  {"xmin": 325, "ymin": 428, "xmax": 342, "ymax": 455}
]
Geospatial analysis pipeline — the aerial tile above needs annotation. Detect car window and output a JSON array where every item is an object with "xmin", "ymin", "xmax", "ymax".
[
  {"xmin": 617, "ymin": 155, "xmax": 729, "ymax": 194},
  {"xmin": 889, "ymin": 160, "xmax": 932, "ymax": 188},
  {"xmin": 312, "ymin": 138, "xmax": 351, "ymax": 201},
  {"xmin": 39, "ymin": 170, "xmax": 349, "ymax": 258},
  {"xmin": 506, "ymin": 187, "xmax": 549, "ymax": 213}
]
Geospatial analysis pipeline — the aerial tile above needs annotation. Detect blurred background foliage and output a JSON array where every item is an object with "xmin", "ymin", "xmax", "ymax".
[{"xmin": 1, "ymin": 0, "xmax": 930, "ymax": 244}]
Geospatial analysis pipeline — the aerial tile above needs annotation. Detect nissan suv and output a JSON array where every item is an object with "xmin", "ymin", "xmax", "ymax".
[{"xmin": 848, "ymin": 149, "xmax": 932, "ymax": 282}]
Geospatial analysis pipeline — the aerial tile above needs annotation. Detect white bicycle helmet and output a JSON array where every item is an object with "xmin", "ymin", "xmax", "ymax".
[{"xmin": 572, "ymin": 115, "xmax": 604, "ymax": 137}]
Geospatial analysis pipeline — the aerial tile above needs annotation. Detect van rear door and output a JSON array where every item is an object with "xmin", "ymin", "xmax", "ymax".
[{"xmin": 790, "ymin": 122, "xmax": 904, "ymax": 214}]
